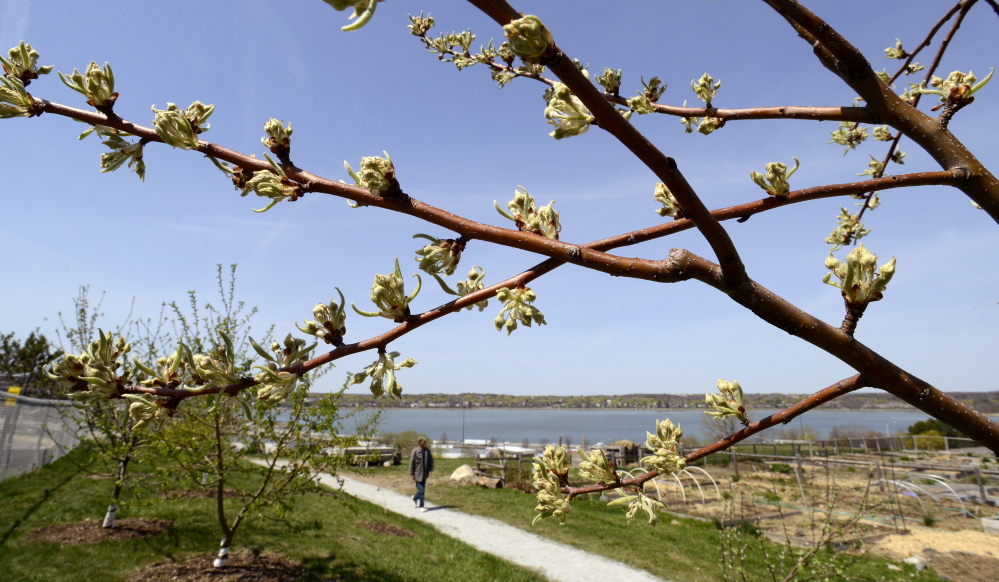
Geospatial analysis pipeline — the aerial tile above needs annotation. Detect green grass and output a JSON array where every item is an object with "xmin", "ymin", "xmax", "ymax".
[
  {"xmin": 0, "ymin": 450, "xmax": 545, "ymax": 582},
  {"xmin": 355, "ymin": 457, "xmax": 944, "ymax": 582}
]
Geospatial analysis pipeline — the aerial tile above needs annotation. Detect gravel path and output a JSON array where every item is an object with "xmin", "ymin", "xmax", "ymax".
[{"xmin": 322, "ymin": 472, "xmax": 669, "ymax": 582}]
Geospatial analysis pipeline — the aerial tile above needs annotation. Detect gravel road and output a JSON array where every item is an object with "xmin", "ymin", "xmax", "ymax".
[{"xmin": 322, "ymin": 472, "xmax": 670, "ymax": 582}]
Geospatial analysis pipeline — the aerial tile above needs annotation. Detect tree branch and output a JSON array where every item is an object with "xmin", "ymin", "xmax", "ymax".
[
  {"xmin": 672, "ymin": 249, "xmax": 999, "ymax": 452},
  {"xmin": 465, "ymin": 0, "xmax": 750, "ymax": 290},
  {"xmin": 563, "ymin": 374, "xmax": 867, "ymax": 498},
  {"xmin": 760, "ymin": 0, "xmax": 999, "ymax": 221},
  {"xmin": 120, "ymin": 169, "xmax": 963, "ymax": 405},
  {"xmin": 611, "ymin": 98, "xmax": 872, "ymax": 123},
  {"xmin": 415, "ymin": 39, "xmax": 872, "ymax": 124},
  {"xmin": 886, "ymin": 1, "xmax": 964, "ymax": 86}
]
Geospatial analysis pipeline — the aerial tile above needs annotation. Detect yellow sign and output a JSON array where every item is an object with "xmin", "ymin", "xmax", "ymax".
[{"xmin": 5, "ymin": 386, "xmax": 21, "ymax": 406}]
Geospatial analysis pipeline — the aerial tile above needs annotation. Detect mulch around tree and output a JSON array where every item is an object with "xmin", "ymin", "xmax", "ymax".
[
  {"xmin": 25, "ymin": 518, "xmax": 171, "ymax": 544},
  {"xmin": 129, "ymin": 552, "xmax": 303, "ymax": 582},
  {"xmin": 357, "ymin": 520, "xmax": 418, "ymax": 538}
]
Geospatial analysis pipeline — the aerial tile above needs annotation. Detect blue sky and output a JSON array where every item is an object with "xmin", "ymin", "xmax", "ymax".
[{"xmin": 2, "ymin": 0, "xmax": 997, "ymax": 397}]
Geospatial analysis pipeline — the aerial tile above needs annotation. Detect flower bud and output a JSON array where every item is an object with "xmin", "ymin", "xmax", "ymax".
[
  {"xmin": 502, "ymin": 15, "xmax": 554, "ymax": 64},
  {"xmin": 0, "ymin": 41, "xmax": 52, "ymax": 85},
  {"xmin": 58, "ymin": 61, "xmax": 117, "ymax": 111},
  {"xmin": 691, "ymin": 73, "xmax": 721, "ymax": 108},
  {"xmin": 543, "ymin": 83, "xmax": 593, "ymax": 140}
]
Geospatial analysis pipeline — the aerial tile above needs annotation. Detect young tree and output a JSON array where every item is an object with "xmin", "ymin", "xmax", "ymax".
[
  {"xmin": 0, "ymin": 330, "xmax": 62, "ymax": 399},
  {"xmin": 4, "ymin": 0, "xmax": 998, "ymax": 529},
  {"xmin": 54, "ymin": 286, "xmax": 150, "ymax": 529}
]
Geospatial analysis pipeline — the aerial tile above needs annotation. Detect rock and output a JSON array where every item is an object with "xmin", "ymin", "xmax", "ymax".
[
  {"xmin": 903, "ymin": 555, "xmax": 926, "ymax": 571},
  {"xmin": 450, "ymin": 464, "xmax": 476, "ymax": 484},
  {"xmin": 887, "ymin": 564, "xmax": 902, "ymax": 572},
  {"xmin": 981, "ymin": 516, "xmax": 999, "ymax": 535}
]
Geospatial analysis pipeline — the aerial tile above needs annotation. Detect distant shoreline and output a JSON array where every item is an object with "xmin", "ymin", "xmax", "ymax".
[{"xmin": 369, "ymin": 406, "xmax": 974, "ymax": 414}]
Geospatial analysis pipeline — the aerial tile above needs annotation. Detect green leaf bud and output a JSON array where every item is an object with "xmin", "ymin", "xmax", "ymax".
[
  {"xmin": 653, "ymin": 183, "xmax": 683, "ymax": 218},
  {"xmin": 641, "ymin": 419, "xmax": 685, "ymax": 475},
  {"xmin": 322, "ymin": 0, "xmax": 379, "ymax": 32},
  {"xmin": 828, "ymin": 122, "xmax": 868, "ymax": 154},
  {"xmin": 122, "ymin": 394, "xmax": 167, "ymax": 430},
  {"xmin": 705, "ymin": 379, "xmax": 749, "ymax": 424},
  {"xmin": 872, "ymin": 125, "xmax": 893, "ymax": 141},
  {"xmin": 857, "ymin": 155, "xmax": 885, "ymax": 178},
  {"xmin": 351, "ymin": 258, "xmax": 421, "ymax": 322},
  {"xmin": 413, "ymin": 233, "xmax": 466, "ymax": 276},
  {"xmin": 629, "ymin": 94, "xmax": 655, "ymax": 115},
  {"xmin": 532, "ymin": 444, "xmax": 572, "ymax": 525},
  {"xmin": 822, "ymin": 243, "xmax": 896, "ymax": 305},
  {"xmin": 494, "ymin": 286, "xmax": 546, "ymax": 335},
  {"xmin": 348, "ymin": 350, "xmax": 417, "ymax": 399},
  {"xmin": 825, "ymin": 207, "xmax": 872, "ymax": 250},
  {"xmin": 58, "ymin": 61, "xmax": 117, "ymax": 112},
  {"xmin": 494, "ymin": 186, "xmax": 562, "ymax": 239},
  {"xmin": 697, "ymin": 117, "xmax": 723, "ymax": 135},
  {"xmin": 749, "ymin": 157, "xmax": 798, "ymax": 197},
  {"xmin": 543, "ymin": 83, "xmax": 593, "ymax": 140},
  {"xmin": 502, "ymin": 15, "xmax": 554, "ymax": 65},
  {"xmin": 261, "ymin": 118, "xmax": 292, "ymax": 160},
  {"xmin": 99, "ymin": 133, "xmax": 146, "ymax": 181},
  {"xmin": 596, "ymin": 68, "xmax": 622, "ymax": 95},
  {"xmin": 297, "ymin": 289, "xmax": 347, "ymax": 346},
  {"xmin": 344, "ymin": 151, "xmax": 396, "ymax": 196},
  {"xmin": 0, "ymin": 75, "xmax": 39, "ymax": 118},
  {"xmin": 151, "ymin": 101, "xmax": 213, "ymax": 150},
  {"xmin": 0, "ymin": 41, "xmax": 53, "ymax": 85},
  {"xmin": 884, "ymin": 39, "xmax": 907, "ymax": 60},
  {"xmin": 691, "ymin": 73, "xmax": 720, "ymax": 108}
]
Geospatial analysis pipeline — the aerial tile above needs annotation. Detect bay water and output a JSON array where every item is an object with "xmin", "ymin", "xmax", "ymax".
[{"xmin": 352, "ymin": 408, "xmax": 999, "ymax": 444}]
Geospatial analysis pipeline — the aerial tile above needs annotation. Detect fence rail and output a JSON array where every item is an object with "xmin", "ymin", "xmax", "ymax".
[{"xmin": 0, "ymin": 391, "xmax": 78, "ymax": 482}]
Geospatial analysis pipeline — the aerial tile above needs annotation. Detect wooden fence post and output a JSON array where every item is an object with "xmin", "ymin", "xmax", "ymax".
[{"xmin": 976, "ymin": 468, "xmax": 988, "ymax": 504}]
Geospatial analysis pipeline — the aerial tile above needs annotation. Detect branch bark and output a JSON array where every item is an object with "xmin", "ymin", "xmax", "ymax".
[
  {"xmin": 564, "ymin": 374, "xmax": 867, "ymax": 498},
  {"xmin": 761, "ymin": 0, "xmax": 999, "ymax": 221}
]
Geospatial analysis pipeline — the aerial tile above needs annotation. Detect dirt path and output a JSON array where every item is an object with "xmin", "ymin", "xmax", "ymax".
[{"xmin": 322, "ymin": 472, "xmax": 669, "ymax": 582}]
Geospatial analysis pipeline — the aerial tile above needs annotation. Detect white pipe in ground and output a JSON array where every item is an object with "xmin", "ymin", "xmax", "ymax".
[
  {"xmin": 102, "ymin": 504, "xmax": 117, "ymax": 529},
  {"xmin": 213, "ymin": 539, "xmax": 230, "ymax": 568}
]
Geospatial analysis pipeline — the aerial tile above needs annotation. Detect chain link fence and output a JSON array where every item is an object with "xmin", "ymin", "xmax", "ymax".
[{"xmin": 0, "ymin": 390, "xmax": 78, "ymax": 482}]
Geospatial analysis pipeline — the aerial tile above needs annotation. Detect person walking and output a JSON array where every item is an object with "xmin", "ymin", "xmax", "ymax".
[{"xmin": 409, "ymin": 437, "xmax": 434, "ymax": 512}]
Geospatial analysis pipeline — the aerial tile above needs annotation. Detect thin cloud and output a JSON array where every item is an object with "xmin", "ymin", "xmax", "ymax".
[{"xmin": 0, "ymin": 0, "xmax": 31, "ymax": 47}]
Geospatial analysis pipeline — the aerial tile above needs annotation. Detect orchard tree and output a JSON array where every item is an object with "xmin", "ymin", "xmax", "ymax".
[
  {"xmin": 0, "ymin": 330, "xmax": 62, "ymax": 398},
  {"xmin": 3, "ymin": 0, "xmax": 998, "ymax": 529}
]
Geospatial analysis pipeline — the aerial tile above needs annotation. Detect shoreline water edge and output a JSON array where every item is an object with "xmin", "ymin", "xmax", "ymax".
[{"xmin": 334, "ymin": 408, "xmax": 999, "ymax": 445}]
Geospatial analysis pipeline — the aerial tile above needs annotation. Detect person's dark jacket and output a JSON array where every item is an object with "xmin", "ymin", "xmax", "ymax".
[{"xmin": 409, "ymin": 446, "xmax": 434, "ymax": 482}]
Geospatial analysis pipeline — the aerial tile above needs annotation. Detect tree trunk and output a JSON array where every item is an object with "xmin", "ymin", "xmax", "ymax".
[
  {"xmin": 103, "ymin": 454, "xmax": 131, "ymax": 528},
  {"xmin": 214, "ymin": 535, "xmax": 233, "ymax": 568},
  {"xmin": 213, "ymin": 413, "xmax": 233, "ymax": 568},
  {"xmin": 475, "ymin": 476, "xmax": 503, "ymax": 488}
]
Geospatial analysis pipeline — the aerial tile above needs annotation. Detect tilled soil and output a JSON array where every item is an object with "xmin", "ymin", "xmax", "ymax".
[
  {"xmin": 26, "ymin": 518, "xmax": 171, "ymax": 544},
  {"xmin": 128, "ymin": 552, "xmax": 302, "ymax": 582},
  {"xmin": 918, "ymin": 552, "xmax": 999, "ymax": 582},
  {"xmin": 872, "ymin": 525, "xmax": 999, "ymax": 581}
]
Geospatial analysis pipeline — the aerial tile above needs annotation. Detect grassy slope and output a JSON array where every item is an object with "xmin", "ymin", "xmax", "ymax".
[
  {"xmin": 353, "ymin": 457, "xmax": 944, "ymax": 582},
  {"xmin": 0, "ymin": 450, "xmax": 545, "ymax": 582}
]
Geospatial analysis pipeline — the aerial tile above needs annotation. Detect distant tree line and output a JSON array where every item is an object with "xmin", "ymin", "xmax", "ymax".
[{"xmin": 333, "ymin": 390, "xmax": 999, "ymax": 413}]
